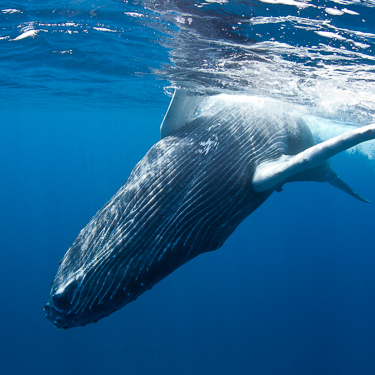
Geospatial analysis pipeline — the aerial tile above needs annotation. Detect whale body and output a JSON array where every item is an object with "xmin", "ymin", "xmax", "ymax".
[{"xmin": 45, "ymin": 93, "xmax": 375, "ymax": 329}]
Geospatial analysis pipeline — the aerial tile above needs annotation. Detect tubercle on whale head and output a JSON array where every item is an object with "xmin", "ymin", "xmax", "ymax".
[
  {"xmin": 44, "ymin": 283, "xmax": 116, "ymax": 329},
  {"xmin": 44, "ymin": 302, "xmax": 103, "ymax": 329},
  {"xmin": 45, "ymin": 251, "xmax": 158, "ymax": 329},
  {"xmin": 44, "ymin": 276, "xmax": 85, "ymax": 329},
  {"xmin": 44, "ymin": 279, "xmax": 148, "ymax": 329},
  {"xmin": 45, "ymin": 263, "xmax": 116, "ymax": 329}
]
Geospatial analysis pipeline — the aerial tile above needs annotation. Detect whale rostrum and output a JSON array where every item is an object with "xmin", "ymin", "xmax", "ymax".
[{"xmin": 45, "ymin": 91, "xmax": 374, "ymax": 329}]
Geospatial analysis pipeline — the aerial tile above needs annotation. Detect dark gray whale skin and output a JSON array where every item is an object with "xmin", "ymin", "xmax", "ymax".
[{"xmin": 44, "ymin": 100, "xmax": 359, "ymax": 329}]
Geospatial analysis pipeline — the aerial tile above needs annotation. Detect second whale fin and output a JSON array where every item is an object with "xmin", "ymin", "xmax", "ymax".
[{"xmin": 328, "ymin": 172, "xmax": 371, "ymax": 203}]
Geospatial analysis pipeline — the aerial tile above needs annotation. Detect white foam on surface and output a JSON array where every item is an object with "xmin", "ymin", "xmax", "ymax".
[
  {"xmin": 11, "ymin": 29, "xmax": 38, "ymax": 41},
  {"xmin": 325, "ymin": 7, "xmax": 345, "ymax": 16},
  {"xmin": 258, "ymin": 0, "xmax": 314, "ymax": 8}
]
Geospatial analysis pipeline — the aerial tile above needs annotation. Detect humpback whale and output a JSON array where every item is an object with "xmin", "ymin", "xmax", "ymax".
[{"xmin": 45, "ymin": 91, "xmax": 374, "ymax": 329}]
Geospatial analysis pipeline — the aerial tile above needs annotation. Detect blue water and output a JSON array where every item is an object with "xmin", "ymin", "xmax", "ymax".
[{"xmin": 1, "ymin": 1, "xmax": 375, "ymax": 374}]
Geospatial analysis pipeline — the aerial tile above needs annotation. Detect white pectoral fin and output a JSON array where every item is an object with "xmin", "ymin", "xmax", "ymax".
[
  {"xmin": 160, "ymin": 90, "xmax": 202, "ymax": 139},
  {"xmin": 252, "ymin": 124, "xmax": 375, "ymax": 193}
]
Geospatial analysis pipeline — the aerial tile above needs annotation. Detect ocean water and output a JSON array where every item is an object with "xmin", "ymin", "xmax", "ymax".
[{"xmin": 1, "ymin": 1, "xmax": 375, "ymax": 374}]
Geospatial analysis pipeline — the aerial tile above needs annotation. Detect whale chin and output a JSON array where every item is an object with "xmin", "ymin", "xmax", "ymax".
[
  {"xmin": 44, "ymin": 300, "xmax": 108, "ymax": 329},
  {"xmin": 46, "ymin": 92, "xmax": 374, "ymax": 328}
]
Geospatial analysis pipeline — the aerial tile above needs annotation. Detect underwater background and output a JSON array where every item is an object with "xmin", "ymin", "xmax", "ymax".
[{"xmin": 1, "ymin": 1, "xmax": 375, "ymax": 374}]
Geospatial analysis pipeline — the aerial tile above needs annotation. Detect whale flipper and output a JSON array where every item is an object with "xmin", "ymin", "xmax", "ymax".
[{"xmin": 252, "ymin": 123, "xmax": 375, "ymax": 201}]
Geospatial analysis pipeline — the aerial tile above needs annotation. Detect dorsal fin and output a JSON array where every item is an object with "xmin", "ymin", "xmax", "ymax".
[
  {"xmin": 160, "ymin": 90, "xmax": 202, "ymax": 139},
  {"xmin": 252, "ymin": 123, "xmax": 375, "ymax": 201}
]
